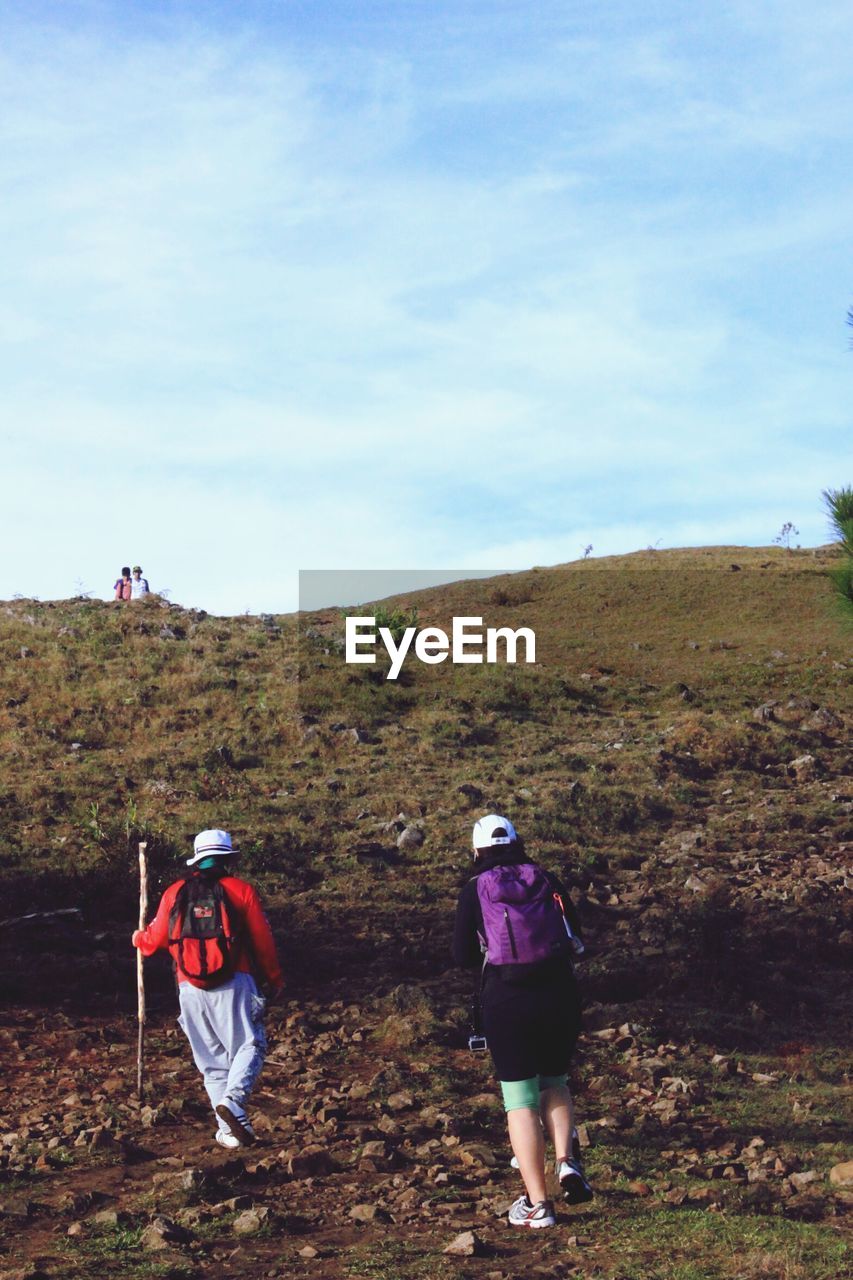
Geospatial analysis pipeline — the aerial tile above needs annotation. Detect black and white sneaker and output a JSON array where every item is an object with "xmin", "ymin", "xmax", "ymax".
[
  {"xmin": 215, "ymin": 1104, "xmax": 256, "ymax": 1146},
  {"xmin": 557, "ymin": 1156, "xmax": 594, "ymax": 1204},
  {"xmin": 508, "ymin": 1195, "xmax": 556, "ymax": 1228}
]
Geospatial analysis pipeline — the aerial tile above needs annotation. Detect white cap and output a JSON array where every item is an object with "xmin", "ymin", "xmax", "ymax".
[
  {"xmin": 186, "ymin": 828, "xmax": 237, "ymax": 866},
  {"xmin": 472, "ymin": 814, "xmax": 518, "ymax": 850}
]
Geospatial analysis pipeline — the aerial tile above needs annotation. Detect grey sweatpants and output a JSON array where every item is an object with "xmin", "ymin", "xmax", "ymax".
[{"xmin": 177, "ymin": 972, "xmax": 267, "ymax": 1124}]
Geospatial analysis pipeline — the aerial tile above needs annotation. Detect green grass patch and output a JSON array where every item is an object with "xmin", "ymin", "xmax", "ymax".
[
  {"xmin": 345, "ymin": 1238, "xmax": 456, "ymax": 1279},
  {"xmin": 600, "ymin": 1206, "xmax": 848, "ymax": 1280}
]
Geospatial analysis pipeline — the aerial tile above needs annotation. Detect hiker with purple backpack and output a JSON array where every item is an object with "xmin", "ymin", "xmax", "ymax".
[{"xmin": 453, "ymin": 814, "xmax": 593, "ymax": 1228}]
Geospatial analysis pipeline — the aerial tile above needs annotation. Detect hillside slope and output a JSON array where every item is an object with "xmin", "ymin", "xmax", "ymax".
[{"xmin": 0, "ymin": 546, "xmax": 850, "ymax": 1280}]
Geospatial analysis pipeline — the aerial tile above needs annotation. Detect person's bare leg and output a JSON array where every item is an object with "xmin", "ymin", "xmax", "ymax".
[
  {"xmin": 507, "ymin": 1107, "xmax": 548, "ymax": 1203},
  {"xmin": 540, "ymin": 1084, "xmax": 575, "ymax": 1162}
]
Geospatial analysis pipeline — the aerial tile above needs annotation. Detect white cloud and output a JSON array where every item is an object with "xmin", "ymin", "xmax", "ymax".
[{"xmin": 0, "ymin": 5, "xmax": 851, "ymax": 612}]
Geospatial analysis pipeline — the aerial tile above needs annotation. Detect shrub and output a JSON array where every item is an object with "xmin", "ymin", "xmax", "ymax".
[{"xmin": 822, "ymin": 485, "xmax": 853, "ymax": 618}]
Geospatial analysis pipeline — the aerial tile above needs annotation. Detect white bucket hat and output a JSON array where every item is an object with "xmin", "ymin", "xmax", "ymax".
[
  {"xmin": 472, "ymin": 814, "xmax": 518, "ymax": 850},
  {"xmin": 186, "ymin": 828, "xmax": 238, "ymax": 867}
]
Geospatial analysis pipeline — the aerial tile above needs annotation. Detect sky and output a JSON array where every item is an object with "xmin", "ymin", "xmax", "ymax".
[{"xmin": 1, "ymin": 0, "xmax": 851, "ymax": 614}]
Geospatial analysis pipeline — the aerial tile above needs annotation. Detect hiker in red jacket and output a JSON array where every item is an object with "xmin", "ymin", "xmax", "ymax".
[{"xmin": 132, "ymin": 829, "xmax": 283, "ymax": 1149}]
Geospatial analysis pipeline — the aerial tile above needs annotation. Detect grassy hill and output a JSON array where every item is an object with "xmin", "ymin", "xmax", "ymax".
[{"xmin": 0, "ymin": 545, "xmax": 850, "ymax": 1279}]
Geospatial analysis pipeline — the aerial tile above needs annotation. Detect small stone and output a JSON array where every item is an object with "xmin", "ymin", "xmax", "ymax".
[
  {"xmin": 443, "ymin": 1230, "xmax": 482, "ymax": 1257},
  {"xmin": 88, "ymin": 1126, "xmax": 115, "ymax": 1149},
  {"xmin": 140, "ymin": 1215, "xmax": 192, "ymax": 1250},
  {"xmin": 396, "ymin": 825, "xmax": 425, "ymax": 851},
  {"xmin": 829, "ymin": 1161, "xmax": 853, "ymax": 1187},
  {"xmin": 210, "ymin": 1196, "xmax": 254, "ymax": 1215},
  {"xmin": 626, "ymin": 1181, "xmax": 652, "ymax": 1196},
  {"xmin": 288, "ymin": 1146, "xmax": 334, "ymax": 1178},
  {"xmin": 789, "ymin": 1170, "xmax": 820, "ymax": 1191},
  {"xmin": 803, "ymin": 707, "xmax": 843, "ymax": 732},
  {"xmin": 349, "ymin": 1203, "xmax": 389, "ymax": 1223},
  {"xmin": 789, "ymin": 754, "xmax": 818, "ymax": 781},
  {"xmin": 90, "ymin": 1209, "xmax": 126, "ymax": 1228},
  {"xmin": 233, "ymin": 1207, "xmax": 270, "ymax": 1235},
  {"xmin": 386, "ymin": 1091, "xmax": 414, "ymax": 1113},
  {"xmin": 299, "ymin": 1245, "xmax": 319, "ymax": 1258},
  {"xmin": 67, "ymin": 1221, "xmax": 84, "ymax": 1237}
]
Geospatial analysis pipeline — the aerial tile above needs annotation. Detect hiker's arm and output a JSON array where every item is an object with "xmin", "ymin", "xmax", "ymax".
[
  {"xmin": 242, "ymin": 888, "xmax": 283, "ymax": 994},
  {"xmin": 452, "ymin": 881, "xmax": 482, "ymax": 968},
  {"xmin": 131, "ymin": 888, "xmax": 173, "ymax": 955}
]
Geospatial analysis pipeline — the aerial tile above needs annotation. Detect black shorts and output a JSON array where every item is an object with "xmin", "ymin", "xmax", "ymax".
[{"xmin": 481, "ymin": 965, "xmax": 582, "ymax": 1082}]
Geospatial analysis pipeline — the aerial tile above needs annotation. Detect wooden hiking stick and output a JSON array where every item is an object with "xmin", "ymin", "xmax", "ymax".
[{"xmin": 136, "ymin": 841, "xmax": 148, "ymax": 1101}]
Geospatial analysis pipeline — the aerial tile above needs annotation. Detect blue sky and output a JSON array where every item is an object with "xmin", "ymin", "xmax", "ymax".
[{"xmin": 1, "ymin": 0, "xmax": 850, "ymax": 613}]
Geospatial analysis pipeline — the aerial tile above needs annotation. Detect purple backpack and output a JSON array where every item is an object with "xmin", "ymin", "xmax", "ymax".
[{"xmin": 476, "ymin": 863, "xmax": 572, "ymax": 965}]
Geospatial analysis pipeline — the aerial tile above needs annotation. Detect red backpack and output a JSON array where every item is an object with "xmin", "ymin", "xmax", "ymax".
[{"xmin": 167, "ymin": 874, "xmax": 241, "ymax": 988}]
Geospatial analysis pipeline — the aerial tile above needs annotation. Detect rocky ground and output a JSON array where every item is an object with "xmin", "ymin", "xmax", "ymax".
[
  {"xmin": 0, "ymin": 553, "xmax": 851, "ymax": 1277},
  {"xmin": 2, "ymin": 789, "xmax": 851, "ymax": 1280},
  {"xmin": 1, "ymin": 990, "xmax": 850, "ymax": 1280}
]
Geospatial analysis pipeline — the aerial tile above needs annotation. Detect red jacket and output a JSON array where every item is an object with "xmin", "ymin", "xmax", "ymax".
[{"xmin": 135, "ymin": 874, "xmax": 283, "ymax": 991}]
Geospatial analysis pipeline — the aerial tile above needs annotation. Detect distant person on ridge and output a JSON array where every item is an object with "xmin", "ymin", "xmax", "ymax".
[
  {"xmin": 130, "ymin": 565, "xmax": 149, "ymax": 599},
  {"xmin": 453, "ymin": 814, "xmax": 593, "ymax": 1228},
  {"xmin": 113, "ymin": 567, "xmax": 132, "ymax": 601},
  {"xmin": 132, "ymin": 829, "xmax": 283, "ymax": 1149}
]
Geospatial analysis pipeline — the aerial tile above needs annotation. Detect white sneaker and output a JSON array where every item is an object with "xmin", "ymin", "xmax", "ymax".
[
  {"xmin": 557, "ymin": 1157, "xmax": 594, "ymax": 1204},
  {"xmin": 215, "ymin": 1104, "xmax": 256, "ymax": 1146},
  {"xmin": 215, "ymin": 1129, "xmax": 241, "ymax": 1149},
  {"xmin": 507, "ymin": 1195, "xmax": 556, "ymax": 1228}
]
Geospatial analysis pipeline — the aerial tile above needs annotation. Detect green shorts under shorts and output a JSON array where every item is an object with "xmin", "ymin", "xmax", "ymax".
[{"xmin": 500, "ymin": 1073, "xmax": 568, "ymax": 1112}]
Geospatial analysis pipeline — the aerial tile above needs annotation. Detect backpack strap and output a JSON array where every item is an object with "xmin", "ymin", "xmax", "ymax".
[
  {"xmin": 167, "ymin": 879, "xmax": 195, "ymax": 979},
  {"xmin": 167, "ymin": 879, "xmax": 189, "ymax": 942}
]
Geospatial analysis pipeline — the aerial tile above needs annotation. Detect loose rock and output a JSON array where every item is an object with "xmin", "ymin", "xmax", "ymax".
[
  {"xmin": 443, "ymin": 1230, "xmax": 483, "ymax": 1257},
  {"xmin": 789, "ymin": 754, "xmax": 818, "ymax": 782},
  {"xmin": 140, "ymin": 1215, "xmax": 192, "ymax": 1250},
  {"xmin": 233, "ymin": 1207, "xmax": 270, "ymax": 1235},
  {"xmin": 349, "ymin": 1203, "xmax": 389, "ymax": 1223},
  {"xmin": 789, "ymin": 1170, "xmax": 819, "ymax": 1191}
]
